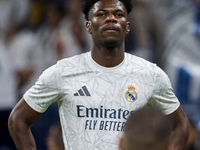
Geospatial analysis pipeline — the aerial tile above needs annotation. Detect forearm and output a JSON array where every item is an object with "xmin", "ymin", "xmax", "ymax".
[{"xmin": 8, "ymin": 117, "xmax": 37, "ymax": 150}]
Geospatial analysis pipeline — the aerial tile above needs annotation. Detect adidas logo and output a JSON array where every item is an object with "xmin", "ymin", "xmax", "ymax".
[{"xmin": 74, "ymin": 86, "xmax": 91, "ymax": 96}]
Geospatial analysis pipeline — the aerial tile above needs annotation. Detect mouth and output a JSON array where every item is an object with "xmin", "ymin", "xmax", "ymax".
[{"xmin": 104, "ymin": 26, "xmax": 119, "ymax": 32}]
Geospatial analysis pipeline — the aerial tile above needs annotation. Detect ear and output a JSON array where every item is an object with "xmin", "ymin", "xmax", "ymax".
[
  {"xmin": 119, "ymin": 137, "xmax": 125, "ymax": 150},
  {"xmin": 126, "ymin": 22, "xmax": 130, "ymax": 34},
  {"xmin": 86, "ymin": 21, "xmax": 92, "ymax": 34}
]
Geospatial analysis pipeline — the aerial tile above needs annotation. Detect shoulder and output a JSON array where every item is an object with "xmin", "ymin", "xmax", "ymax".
[
  {"xmin": 125, "ymin": 52, "xmax": 158, "ymax": 74},
  {"xmin": 43, "ymin": 52, "xmax": 89, "ymax": 78},
  {"xmin": 126, "ymin": 52, "xmax": 156, "ymax": 67},
  {"xmin": 57, "ymin": 52, "xmax": 88, "ymax": 68},
  {"xmin": 125, "ymin": 53, "xmax": 170, "ymax": 82}
]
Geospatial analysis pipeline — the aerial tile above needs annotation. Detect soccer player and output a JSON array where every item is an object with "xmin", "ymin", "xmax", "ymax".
[
  {"xmin": 8, "ymin": 0, "xmax": 189, "ymax": 150},
  {"xmin": 119, "ymin": 105, "xmax": 173, "ymax": 150}
]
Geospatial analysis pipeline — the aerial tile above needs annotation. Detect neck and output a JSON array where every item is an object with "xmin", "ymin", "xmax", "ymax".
[{"xmin": 91, "ymin": 42, "xmax": 125, "ymax": 67}]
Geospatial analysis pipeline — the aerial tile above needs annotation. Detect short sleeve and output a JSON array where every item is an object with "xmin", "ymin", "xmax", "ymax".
[
  {"xmin": 24, "ymin": 63, "xmax": 62, "ymax": 113},
  {"xmin": 148, "ymin": 66, "xmax": 180, "ymax": 115}
]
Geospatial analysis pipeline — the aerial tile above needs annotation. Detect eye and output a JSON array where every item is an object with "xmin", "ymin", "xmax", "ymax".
[
  {"xmin": 97, "ymin": 13, "xmax": 106, "ymax": 17},
  {"xmin": 115, "ymin": 13, "xmax": 124, "ymax": 17}
]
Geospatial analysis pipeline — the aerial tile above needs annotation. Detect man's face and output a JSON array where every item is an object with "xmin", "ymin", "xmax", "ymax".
[{"xmin": 87, "ymin": 0, "xmax": 130, "ymax": 48}]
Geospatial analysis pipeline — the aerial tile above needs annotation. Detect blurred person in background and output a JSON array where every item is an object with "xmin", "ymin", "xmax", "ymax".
[
  {"xmin": 0, "ymin": 20, "xmax": 45, "ymax": 150},
  {"xmin": 164, "ymin": 0, "xmax": 200, "ymax": 116},
  {"xmin": 29, "ymin": 0, "xmax": 51, "ymax": 30},
  {"xmin": 125, "ymin": 0, "xmax": 166, "ymax": 68},
  {"xmin": 0, "ymin": 41, "xmax": 18, "ymax": 150},
  {"xmin": 36, "ymin": 1, "xmax": 65, "ymax": 69},
  {"xmin": 5, "ymin": 24, "xmax": 44, "ymax": 99},
  {"xmin": 57, "ymin": 0, "xmax": 91, "ymax": 58},
  {"xmin": 0, "ymin": 0, "xmax": 30, "ymax": 41},
  {"xmin": 164, "ymin": 1, "xmax": 200, "ymax": 149},
  {"xmin": 0, "ymin": 0, "xmax": 44, "ymax": 99},
  {"xmin": 119, "ymin": 105, "xmax": 173, "ymax": 150},
  {"xmin": 0, "ymin": 1, "xmax": 63, "ymax": 149},
  {"xmin": 0, "ymin": 1, "xmax": 31, "ymax": 148}
]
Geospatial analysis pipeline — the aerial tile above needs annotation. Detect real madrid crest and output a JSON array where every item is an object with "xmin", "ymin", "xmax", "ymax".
[{"xmin": 125, "ymin": 85, "xmax": 138, "ymax": 102}]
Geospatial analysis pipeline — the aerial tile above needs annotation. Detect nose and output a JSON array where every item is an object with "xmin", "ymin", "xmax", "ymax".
[{"xmin": 105, "ymin": 14, "xmax": 117, "ymax": 23}]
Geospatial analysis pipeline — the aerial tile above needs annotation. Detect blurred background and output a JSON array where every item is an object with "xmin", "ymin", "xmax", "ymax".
[{"xmin": 0, "ymin": 0, "xmax": 200, "ymax": 149}]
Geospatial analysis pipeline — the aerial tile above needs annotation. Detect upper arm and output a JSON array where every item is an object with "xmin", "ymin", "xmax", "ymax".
[
  {"xmin": 8, "ymin": 98, "xmax": 42, "ymax": 150},
  {"xmin": 167, "ymin": 106, "xmax": 190, "ymax": 149},
  {"xmin": 167, "ymin": 106, "xmax": 189, "ymax": 129},
  {"xmin": 9, "ymin": 97, "xmax": 42, "ymax": 127}
]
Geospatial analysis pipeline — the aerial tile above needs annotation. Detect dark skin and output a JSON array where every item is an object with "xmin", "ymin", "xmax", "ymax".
[
  {"xmin": 86, "ymin": 0, "xmax": 130, "ymax": 67},
  {"xmin": 8, "ymin": 98, "xmax": 41, "ymax": 150},
  {"xmin": 167, "ymin": 106, "xmax": 190, "ymax": 150},
  {"xmin": 8, "ymin": 0, "xmax": 189, "ymax": 150}
]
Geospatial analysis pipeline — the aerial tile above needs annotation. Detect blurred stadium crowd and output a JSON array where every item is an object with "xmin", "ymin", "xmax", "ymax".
[{"xmin": 0, "ymin": 0, "xmax": 200, "ymax": 149}]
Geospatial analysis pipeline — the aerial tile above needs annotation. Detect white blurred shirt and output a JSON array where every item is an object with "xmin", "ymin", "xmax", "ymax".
[{"xmin": 0, "ymin": 42, "xmax": 17, "ymax": 110}]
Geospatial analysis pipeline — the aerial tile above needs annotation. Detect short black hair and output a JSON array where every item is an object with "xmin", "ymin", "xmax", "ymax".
[{"xmin": 81, "ymin": 0, "xmax": 133, "ymax": 20}]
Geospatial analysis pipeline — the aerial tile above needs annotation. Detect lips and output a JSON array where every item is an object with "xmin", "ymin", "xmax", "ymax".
[{"xmin": 103, "ymin": 26, "xmax": 119, "ymax": 31}]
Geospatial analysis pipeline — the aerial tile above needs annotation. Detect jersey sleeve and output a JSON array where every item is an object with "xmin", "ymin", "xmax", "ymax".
[
  {"xmin": 23, "ymin": 63, "xmax": 62, "ymax": 113},
  {"xmin": 148, "ymin": 66, "xmax": 180, "ymax": 115}
]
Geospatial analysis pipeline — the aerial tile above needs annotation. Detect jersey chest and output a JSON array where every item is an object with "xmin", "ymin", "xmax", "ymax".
[{"xmin": 60, "ymin": 70, "xmax": 155, "ymax": 113}]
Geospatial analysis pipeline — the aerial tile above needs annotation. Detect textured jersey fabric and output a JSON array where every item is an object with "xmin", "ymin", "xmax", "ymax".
[{"xmin": 24, "ymin": 52, "xmax": 180, "ymax": 150}]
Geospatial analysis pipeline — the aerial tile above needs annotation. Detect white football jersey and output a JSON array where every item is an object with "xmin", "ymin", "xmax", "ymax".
[{"xmin": 24, "ymin": 52, "xmax": 180, "ymax": 150}]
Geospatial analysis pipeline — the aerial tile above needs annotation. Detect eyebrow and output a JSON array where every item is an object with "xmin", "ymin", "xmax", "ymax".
[{"xmin": 96, "ymin": 9, "xmax": 124, "ymax": 13}]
